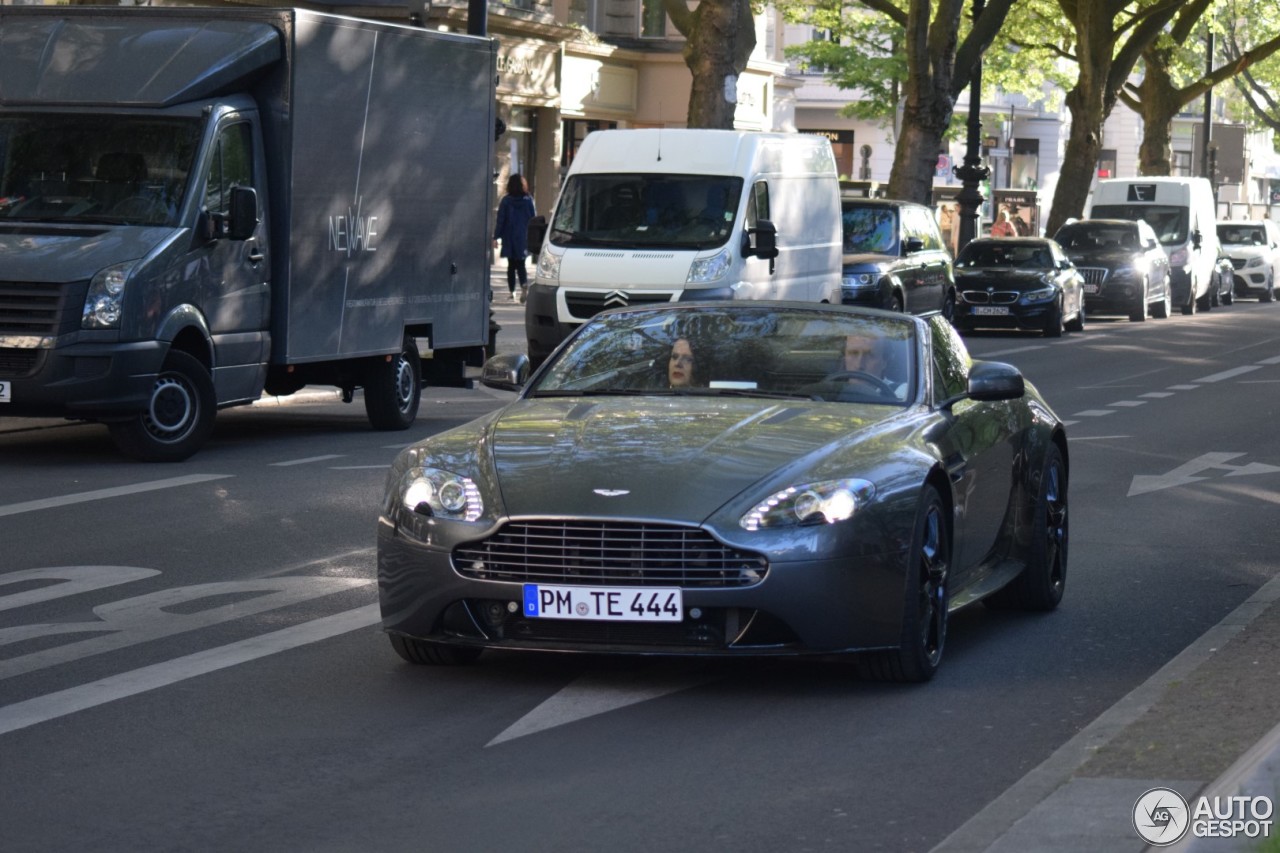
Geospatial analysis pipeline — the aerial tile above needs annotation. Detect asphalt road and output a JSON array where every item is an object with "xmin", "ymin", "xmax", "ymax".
[{"xmin": 2, "ymin": 295, "xmax": 1278, "ymax": 852}]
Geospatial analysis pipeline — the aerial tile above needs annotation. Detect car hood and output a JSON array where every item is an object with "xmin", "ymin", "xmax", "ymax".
[
  {"xmin": 1064, "ymin": 249, "xmax": 1140, "ymax": 266},
  {"xmin": 841, "ymin": 252, "xmax": 896, "ymax": 269},
  {"xmin": 480, "ymin": 396, "xmax": 896, "ymax": 521},
  {"xmin": 0, "ymin": 225, "xmax": 175, "ymax": 281},
  {"xmin": 1222, "ymin": 246, "xmax": 1269, "ymax": 260},
  {"xmin": 955, "ymin": 268, "xmax": 1051, "ymax": 290}
]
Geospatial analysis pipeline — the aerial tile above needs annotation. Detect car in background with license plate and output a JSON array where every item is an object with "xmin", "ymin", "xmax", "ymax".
[
  {"xmin": 1052, "ymin": 219, "xmax": 1171, "ymax": 321},
  {"xmin": 838, "ymin": 194, "xmax": 957, "ymax": 319},
  {"xmin": 952, "ymin": 237, "xmax": 1086, "ymax": 337},
  {"xmin": 1218, "ymin": 220, "xmax": 1280, "ymax": 302},
  {"xmin": 377, "ymin": 301, "xmax": 1070, "ymax": 683}
]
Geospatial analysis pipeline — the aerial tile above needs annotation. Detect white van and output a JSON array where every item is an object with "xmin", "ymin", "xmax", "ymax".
[
  {"xmin": 1088, "ymin": 177, "xmax": 1219, "ymax": 314},
  {"xmin": 525, "ymin": 129, "xmax": 843, "ymax": 364}
]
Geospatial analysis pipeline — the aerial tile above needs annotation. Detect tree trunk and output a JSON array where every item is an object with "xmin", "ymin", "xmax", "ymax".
[
  {"xmin": 1045, "ymin": 85, "xmax": 1105, "ymax": 236},
  {"xmin": 1135, "ymin": 51, "xmax": 1181, "ymax": 176},
  {"xmin": 666, "ymin": 0, "xmax": 755, "ymax": 129},
  {"xmin": 888, "ymin": 101, "xmax": 952, "ymax": 202}
]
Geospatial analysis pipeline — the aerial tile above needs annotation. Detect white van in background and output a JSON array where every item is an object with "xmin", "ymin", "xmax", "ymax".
[
  {"xmin": 1088, "ymin": 177, "xmax": 1219, "ymax": 314},
  {"xmin": 524, "ymin": 129, "xmax": 843, "ymax": 365}
]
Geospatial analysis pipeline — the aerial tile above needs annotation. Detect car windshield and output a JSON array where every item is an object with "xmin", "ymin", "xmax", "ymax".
[
  {"xmin": 0, "ymin": 113, "xmax": 201, "ymax": 226},
  {"xmin": 1090, "ymin": 204, "xmax": 1188, "ymax": 245},
  {"xmin": 1217, "ymin": 224, "xmax": 1267, "ymax": 246},
  {"xmin": 548, "ymin": 173, "xmax": 743, "ymax": 250},
  {"xmin": 841, "ymin": 203, "xmax": 898, "ymax": 254},
  {"xmin": 1055, "ymin": 223, "xmax": 1138, "ymax": 250},
  {"xmin": 955, "ymin": 241, "xmax": 1054, "ymax": 269},
  {"xmin": 531, "ymin": 306, "xmax": 917, "ymax": 405}
]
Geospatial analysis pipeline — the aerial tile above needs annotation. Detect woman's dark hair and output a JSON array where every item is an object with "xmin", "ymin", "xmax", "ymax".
[{"xmin": 506, "ymin": 173, "xmax": 528, "ymax": 197}]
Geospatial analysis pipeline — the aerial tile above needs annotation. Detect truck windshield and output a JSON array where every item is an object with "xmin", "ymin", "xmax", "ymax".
[
  {"xmin": 549, "ymin": 174, "xmax": 743, "ymax": 250},
  {"xmin": 0, "ymin": 113, "xmax": 201, "ymax": 226},
  {"xmin": 1090, "ymin": 204, "xmax": 1187, "ymax": 246}
]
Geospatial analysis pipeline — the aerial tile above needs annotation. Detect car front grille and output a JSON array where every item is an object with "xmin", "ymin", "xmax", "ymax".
[
  {"xmin": 0, "ymin": 279, "xmax": 87, "ymax": 338},
  {"xmin": 454, "ymin": 520, "xmax": 769, "ymax": 588},
  {"xmin": 1076, "ymin": 267, "xmax": 1109, "ymax": 285},
  {"xmin": 961, "ymin": 290, "xmax": 1020, "ymax": 305},
  {"xmin": 1230, "ymin": 258, "xmax": 1247, "ymax": 270},
  {"xmin": 564, "ymin": 291, "xmax": 676, "ymax": 321}
]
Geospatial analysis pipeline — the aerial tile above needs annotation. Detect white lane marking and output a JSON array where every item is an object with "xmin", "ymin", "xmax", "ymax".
[
  {"xmin": 0, "ymin": 566, "xmax": 158, "ymax": 613},
  {"xmin": 487, "ymin": 667, "xmax": 712, "ymax": 747},
  {"xmin": 1168, "ymin": 384, "xmax": 1199, "ymax": 391},
  {"xmin": 1061, "ymin": 420, "xmax": 1078, "ymax": 427},
  {"xmin": 330, "ymin": 465, "xmax": 390, "ymax": 470},
  {"xmin": 0, "ymin": 475, "xmax": 231, "ymax": 519},
  {"xmin": 1140, "ymin": 392, "xmax": 1175, "ymax": 398},
  {"xmin": 0, "ymin": 577, "xmax": 373, "ymax": 680},
  {"xmin": 1257, "ymin": 355, "xmax": 1280, "ymax": 365},
  {"xmin": 1071, "ymin": 410, "xmax": 1116, "ymax": 418},
  {"xmin": 0, "ymin": 604, "xmax": 380, "ymax": 737},
  {"xmin": 1128, "ymin": 452, "xmax": 1280, "ymax": 497},
  {"xmin": 1107, "ymin": 401, "xmax": 1146, "ymax": 407},
  {"xmin": 1195, "ymin": 365, "xmax": 1263, "ymax": 383},
  {"xmin": 271, "ymin": 455, "xmax": 345, "ymax": 467},
  {"xmin": 1068, "ymin": 436, "xmax": 1131, "ymax": 441},
  {"xmin": 975, "ymin": 345, "xmax": 1045, "ymax": 358}
]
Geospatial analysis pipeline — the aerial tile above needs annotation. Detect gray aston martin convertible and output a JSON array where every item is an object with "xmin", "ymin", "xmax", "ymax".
[{"xmin": 377, "ymin": 303, "xmax": 1069, "ymax": 682}]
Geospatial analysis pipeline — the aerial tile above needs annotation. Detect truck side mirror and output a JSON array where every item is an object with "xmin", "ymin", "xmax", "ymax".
[
  {"xmin": 227, "ymin": 185, "xmax": 259, "ymax": 241},
  {"xmin": 527, "ymin": 215, "xmax": 547, "ymax": 256},
  {"xmin": 1191, "ymin": 229, "xmax": 1202, "ymax": 249}
]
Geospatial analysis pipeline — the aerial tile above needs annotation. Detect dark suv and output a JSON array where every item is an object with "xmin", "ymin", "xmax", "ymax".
[
  {"xmin": 839, "ymin": 194, "xmax": 955, "ymax": 318},
  {"xmin": 1052, "ymin": 219, "xmax": 1172, "ymax": 321}
]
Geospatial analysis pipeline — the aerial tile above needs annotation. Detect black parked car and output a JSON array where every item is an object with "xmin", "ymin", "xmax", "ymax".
[
  {"xmin": 839, "ymin": 194, "xmax": 956, "ymax": 319},
  {"xmin": 953, "ymin": 237, "xmax": 1085, "ymax": 337},
  {"xmin": 1052, "ymin": 219, "xmax": 1172, "ymax": 321}
]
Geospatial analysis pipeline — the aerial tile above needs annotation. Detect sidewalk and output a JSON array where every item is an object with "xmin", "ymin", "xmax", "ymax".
[{"xmin": 935, "ymin": 571, "xmax": 1280, "ymax": 852}]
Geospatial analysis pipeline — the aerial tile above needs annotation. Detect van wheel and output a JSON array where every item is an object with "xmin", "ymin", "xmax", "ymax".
[
  {"xmin": 364, "ymin": 336, "xmax": 421, "ymax": 430},
  {"xmin": 108, "ymin": 351, "xmax": 216, "ymax": 462}
]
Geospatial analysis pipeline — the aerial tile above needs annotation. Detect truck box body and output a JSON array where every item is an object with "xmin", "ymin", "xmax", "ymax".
[
  {"xmin": 524, "ymin": 129, "xmax": 842, "ymax": 364},
  {"xmin": 0, "ymin": 7, "xmax": 495, "ymax": 459}
]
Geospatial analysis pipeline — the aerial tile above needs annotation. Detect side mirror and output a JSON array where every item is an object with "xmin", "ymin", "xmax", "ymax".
[
  {"xmin": 903, "ymin": 237, "xmax": 924, "ymax": 256},
  {"xmin": 227, "ymin": 185, "xmax": 259, "ymax": 241},
  {"xmin": 745, "ymin": 219, "xmax": 779, "ymax": 260},
  {"xmin": 481, "ymin": 352, "xmax": 530, "ymax": 391},
  {"xmin": 527, "ymin": 215, "xmax": 547, "ymax": 256},
  {"xmin": 1191, "ymin": 230, "xmax": 1202, "ymax": 249},
  {"xmin": 967, "ymin": 360, "xmax": 1025, "ymax": 402}
]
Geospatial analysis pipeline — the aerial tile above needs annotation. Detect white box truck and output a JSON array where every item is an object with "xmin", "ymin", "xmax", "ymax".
[
  {"xmin": 524, "ymin": 129, "xmax": 843, "ymax": 365},
  {"xmin": 0, "ymin": 6, "xmax": 496, "ymax": 460},
  {"xmin": 1088, "ymin": 177, "xmax": 1220, "ymax": 314}
]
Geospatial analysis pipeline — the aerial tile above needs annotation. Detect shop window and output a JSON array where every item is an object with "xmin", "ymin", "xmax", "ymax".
[
  {"xmin": 562, "ymin": 119, "xmax": 617, "ymax": 169},
  {"xmin": 1011, "ymin": 138, "xmax": 1039, "ymax": 190}
]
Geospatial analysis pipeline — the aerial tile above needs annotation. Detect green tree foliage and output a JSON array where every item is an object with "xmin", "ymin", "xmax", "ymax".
[{"xmin": 1221, "ymin": 0, "xmax": 1280, "ymax": 142}]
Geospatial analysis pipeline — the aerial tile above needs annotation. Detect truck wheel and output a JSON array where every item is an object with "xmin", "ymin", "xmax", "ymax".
[
  {"xmin": 364, "ymin": 336, "xmax": 421, "ymax": 430},
  {"xmin": 108, "ymin": 350, "xmax": 216, "ymax": 462}
]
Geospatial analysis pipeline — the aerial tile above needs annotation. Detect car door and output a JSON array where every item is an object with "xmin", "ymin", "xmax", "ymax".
[
  {"xmin": 901, "ymin": 206, "xmax": 947, "ymax": 313},
  {"xmin": 928, "ymin": 315, "xmax": 1016, "ymax": 578}
]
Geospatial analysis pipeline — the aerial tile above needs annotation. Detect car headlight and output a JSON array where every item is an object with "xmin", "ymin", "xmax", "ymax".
[
  {"xmin": 1021, "ymin": 286, "xmax": 1057, "ymax": 304},
  {"xmin": 842, "ymin": 272, "xmax": 877, "ymax": 288},
  {"xmin": 535, "ymin": 249, "xmax": 561, "ymax": 284},
  {"xmin": 1109, "ymin": 267, "xmax": 1137, "ymax": 282},
  {"xmin": 740, "ymin": 478, "xmax": 875, "ymax": 531},
  {"xmin": 687, "ymin": 249, "xmax": 732, "ymax": 283},
  {"xmin": 396, "ymin": 464, "xmax": 483, "ymax": 522},
  {"xmin": 82, "ymin": 261, "xmax": 138, "ymax": 329},
  {"xmin": 1168, "ymin": 247, "xmax": 1188, "ymax": 267},
  {"xmin": 1245, "ymin": 256, "xmax": 1265, "ymax": 269}
]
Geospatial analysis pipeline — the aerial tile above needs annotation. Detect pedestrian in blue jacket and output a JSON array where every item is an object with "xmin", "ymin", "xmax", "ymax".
[{"xmin": 493, "ymin": 173, "xmax": 536, "ymax": 301}]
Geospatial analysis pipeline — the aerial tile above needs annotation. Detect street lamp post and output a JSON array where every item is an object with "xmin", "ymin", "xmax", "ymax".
[{"xmin": 953, "ymin": 0, "xmax": 989, "ymax": 252}]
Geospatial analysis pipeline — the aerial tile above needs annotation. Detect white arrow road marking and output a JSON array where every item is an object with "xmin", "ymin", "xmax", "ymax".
[
  {"xmin": 0, "ymin": 474, "xmax": 232, "ymax": 518},
  {"xmin": 0, "ymin": 566, "xmax": 159, "ymax": 613},
  {"xmin": 271, "ymin": 455, "xmax": 345, "ymax": 467},
  {"xmin": 487, "ymin": 666, "xmax": 713, "ymax": 747},
  {"xmin": 1128, "ymin": 452, "xmax": 1280, "ymax": 497},
  {"xmin": 0, "ymin": 604, "xmax": 380, "ymax": 737}
]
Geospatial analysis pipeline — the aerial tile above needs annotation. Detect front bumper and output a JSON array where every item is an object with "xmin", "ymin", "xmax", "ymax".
[
  {"xmin": 0, "ymin": 338, "xmax": 164, "ymax": 420},
  {"xmin": 377, "ymin": 515, "xmax": 909, "ymax": 656},
  {"xmin": 953, "ymin": 301, "xmax": 1058, "ymax": 332}
]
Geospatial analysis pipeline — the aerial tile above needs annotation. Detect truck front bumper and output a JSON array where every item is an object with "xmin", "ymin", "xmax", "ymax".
[{"xmin": 0, "ymin": 339, "xmax": 165, "ymax": 421}]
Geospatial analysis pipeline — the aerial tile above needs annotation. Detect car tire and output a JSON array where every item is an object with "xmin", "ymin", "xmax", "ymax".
[
  {"xmin": 1211, "ymin": 280, "xmax": 1221, "ymax": 307},
  {"xmin": 1152, "ymin": 278, "xmax": 1172, "ymax": 319},
  {"xmin": 364, "ymin": 336, "xmax": 422, "ymax": 431},
  {"xmin": 1223, "ymin": 278, "xmax": 1234, "ymax": 305},
  {"xmin": 1263, "ymin": 283, "xmax": 1275, "ymax": 303},
  {"xmin": 856, "ymin": 485, "xmax": 949, "ymax": 683},
  {"xmin": 1043, "ymin": 300, "xmax": 1064, "ymax": 338},
  {"xmin": 1129, "ymin": 279, "xmax": 1148, "ymax": 322},
  {"xmin": 108, "ymin": 350, "xmax": 217, "ymax": 463},
  {"xmin": 390, "ymin": 634, "xmax": 483, "ymax": 666},
  {"xmin": 942, "ymin": 289, "xmax": 956, "ymax": 322},
  {"xmin": 985, "ymin": 443, "xmax": 1068, "ymax": 612},
  {"xmin": 1181, "ymin": 281, "xmax": 1197, "ymax": 315}
]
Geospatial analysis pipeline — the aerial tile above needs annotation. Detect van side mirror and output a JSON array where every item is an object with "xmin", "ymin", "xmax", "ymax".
[
  {"xmin": 745, "ymin": 219, "xmax": 778, "ymax": 260},
  {"xmin": 227, "ymin": 186, "xmax": 259, "ymax": 241},
  {"xmin": 527, "ymin": 215, "xmax": 547, "ymax": 256},
  {"xmin": 1191, "ymin": 229, "xmax": 1202, "ymax": 249}
]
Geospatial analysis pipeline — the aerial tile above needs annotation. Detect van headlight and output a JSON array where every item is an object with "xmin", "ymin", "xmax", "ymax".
[
  {"xmin": 688, "ymin": 249, "xmax": 732, "ymax": 283},
  {"xmin": 536, "ymin": 249, "xmax": 561, "ymax": 284},
  {"xmin": 82, "ymin": 261, "xmax": 138, "ymax": 329}
]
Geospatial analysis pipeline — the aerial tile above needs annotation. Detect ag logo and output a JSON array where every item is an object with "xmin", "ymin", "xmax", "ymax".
[{"xmin": 1133, "ymin": 787, "xmax": 1190, "ymax": 846}]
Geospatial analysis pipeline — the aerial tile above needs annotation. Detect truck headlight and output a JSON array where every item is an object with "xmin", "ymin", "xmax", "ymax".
[
  {"xmin": 687, "ymin": 249, "xmax": 732, "ymax": 283},
  {"xmin": 82, "ymin": 261, "xmax": 138, "ymax": 329},
  {"xmin": 535, "ymin": 249, "xmax": 561, "ymax": 284}
]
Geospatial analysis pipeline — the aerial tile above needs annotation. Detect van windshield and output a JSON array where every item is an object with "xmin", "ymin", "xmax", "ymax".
[
  {"xmin": 549, "ymin": 174, "xmax": 743, "ymax": 250},
  {"xmin": 1090, "ymin": 204, "xmax": 1188, "ymax": 245},
  {"xmin": 0, "ymin": 113, "xmax": 202, "ymax": 226}
]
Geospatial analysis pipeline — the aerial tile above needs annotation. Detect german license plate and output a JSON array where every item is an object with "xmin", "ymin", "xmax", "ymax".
[
  {"xmin": 0, "ymin": 380, "xmax": 9, "ymax": 403},
  {"xmin": 1083, "ymin": 284, "xmax": 1099, "ymax": 294},
  {"xmin": 973, "ymin": 306, "xmax": 1009, "ymax": 316},
  {"xmin": 522, "ymin": 584, "xmax": 683, "ymax": 622}
]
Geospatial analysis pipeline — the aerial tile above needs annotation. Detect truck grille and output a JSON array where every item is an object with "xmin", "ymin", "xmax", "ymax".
[
  {"xmin": 1076, "ymin": 267, "xmax": 1109, "ymax": 285},
  {"xmin": 564, "ymin": 291, "xmax": 676, "ymax": 322},
  {"xmin": 454, "ymin": 520, "xmax": 768, "ymax": 588},
  {"xmin": 0, "ymin": 280, "xmax": 87, "ymax": 337}
]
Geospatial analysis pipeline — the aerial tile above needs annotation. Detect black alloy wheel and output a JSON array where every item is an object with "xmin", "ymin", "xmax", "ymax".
[{"xmin": 986, "ymin": 442, "xmax": 1068, "ymax": 611}]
